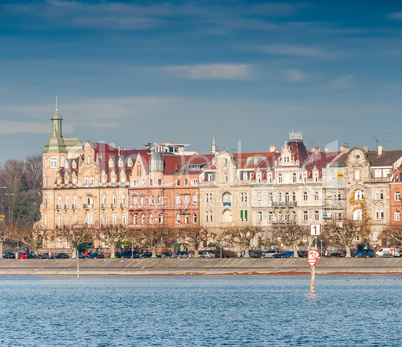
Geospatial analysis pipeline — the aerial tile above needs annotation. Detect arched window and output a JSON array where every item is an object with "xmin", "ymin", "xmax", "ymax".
[
  {"xmin": 149, "ymin": 214, "xmax": 153, "ymax": 225},
  {"xmin": 134, "ymin": 214, "xmax": 138, "ymax": 224},
  {"xmin": 292, "ymin": 173, "xmax": 297, "ymax": 183},
  {"xmin": 303, "ymin": 192, "xmax": 308, "ymax": 201},
  {"xmin": 353, "ymin": 209, "xmax": 363, "ymax": 221},
  {"xmin": 354, "ymin": 190, "xmax": 364, "ymax": 200},
  {"xmin": 58, "ymin": 195, "xmax": 62, "ymax": 208},
  {"xmin": 66, "ymin": 195, "xmax": 70, "ymax": 208},
  {"xmin": 278, "ymin": 173, "xmax": 283, "ymax": 183},
  {"xmin": 176, "ymin": 213, "xmax": 181, "ymax": 224},
  {"xmin": 86, "ymin": 213, "xmax": 92, "ymax": 225},
  {"xmin": 315, "ymin": 192, "xmax": 319, "ymax": 201},
  {"xmin": 193, "ymin": 213, "xmax": 197, "ymax": 223},
  {"xmin": 395, "ymin": 210, "xmax": 401, "ymax": 221},
  {"xmin": 58, "ymin": 214, "xmax": 62, "ymax": 227},
  {"xmin": 285, "ymin": 192, "xmax": 289, "ymax": 203},
  {"xmin": 103, "ymin": 194, "xmax": 107, "ymax": 206},
  {"xmin": 141, "ymin": 214, "xmax": 145, "ymax": 224},
  {"xmin": 158, "ymin": 213, "xmax": 163, "ymax": 224},
  {"xmin": 292, "ymin": 192, "xmax": 296, "ymax": 202}
]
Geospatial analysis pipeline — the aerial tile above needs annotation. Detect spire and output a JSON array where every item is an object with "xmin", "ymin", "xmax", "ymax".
[
  {"xmin": 210, "ymin": 134, "xmax": 218, "ymax": 154},
  {"xmin": 43, "ymin": 102, "xmax": 67, "ymax": 154}
]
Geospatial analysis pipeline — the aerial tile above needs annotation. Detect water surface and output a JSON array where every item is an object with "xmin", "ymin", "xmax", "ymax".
[{"xmin": 0, "ymin": 275, "xmax": 400, "ymax": 346}]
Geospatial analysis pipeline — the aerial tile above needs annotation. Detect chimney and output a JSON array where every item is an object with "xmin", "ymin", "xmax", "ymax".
[
  {"xmin": 118, "ymin": 145, "xmax": 121, "ymax": 156},
  {"xmin": 378, "ymin": 145, "xmax": 383, "ymax": 156},
  {"xmin": 270, "ymin": 145, "xmax": 276, "ymax": 152},
  {"xmin": 314, "ymin": 147, "xmax": 319, "ymax": 155},
  {"xmin": 363, "ymin": 145, "xmax": 368, "ymax": 152},
  {"xmin": 324, "ymin": 148, "xmax": 329, "ymax": 153}
]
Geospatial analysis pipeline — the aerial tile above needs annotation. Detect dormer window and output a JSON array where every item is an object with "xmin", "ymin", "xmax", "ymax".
[
  {"xmin": 72, "ymin": 160, "xmax": 77, "ymax": 169},
  {"xmin": 87, "ymin": 155, "xmax": 91, "ymax": 164},
  {"xmin": 109, "ymin": 158, "xmax": 114, "ymax": 168},
  {"xmin": 50, "ymin": 157, "xmax": 57, "ymax": 168},
  {"xmin": 118, "ymin": 158, "xmax": 123, "ymax": 167},
  {"xmin": 127, "ymin": 158, "xmax": 133, "ymax": 167}
]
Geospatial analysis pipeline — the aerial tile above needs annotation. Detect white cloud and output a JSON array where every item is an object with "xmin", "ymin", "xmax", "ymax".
[
  {"xmin": 330, "ymin": 74, "xmax": 354, "ymax": 88},
  {"xmin": 388, "ymin": 12, "xmax": 402, "ymax": 20},
  {"xmin": 262, "ymin": 44, "xmax": 328, "ymax": 58},
  {"xmin": 285, "ymin": 69, "xmax": 306, "ymax": 82},
  {"xmin": 162, "ymin": 64, "xmax": 251, "ymax": 80}
]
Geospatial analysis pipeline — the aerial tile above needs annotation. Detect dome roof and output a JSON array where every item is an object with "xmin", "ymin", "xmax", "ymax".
[{"xmin": 149, "ymin": 151, "xmax": 164, "ymax": 172}]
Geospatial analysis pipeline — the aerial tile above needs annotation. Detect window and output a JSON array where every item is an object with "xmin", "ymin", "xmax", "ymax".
[
  {"xmin": 131, "ymin": 180, "xmax": 138, "ymax": 187},
  {"xmin": 103, "ymin": 214, "xmax": 107, "ymax": 226},
  {"xmin": 240, "ymin": 210, "xmax": 248, "ymax": 222},
  {"xmin": 354, "ymin": 190, "xmax": 364, "ymax": 200},
  {"xmin": 58, "ymin": 214, "xmax": 62, "ymax": 228},
  {"xmin": 113, "ymin": 213, "xmax": 117, "ymax": 226},
  {"xmin": 191, "ymin": 179, "xmax": 198, "ymax": 186},
  {"xmin": 184, "ymin": 215, "xmax": 189, "ymax": 224},
  {"xmin": 122, "ymin": 216, "xmax": 126, "ymax": 226},
  {"xmin": 141, "ymin": 214, "xmax": 145, "ymax": 225},
  {"xmin": 292, "ymin": 173, "xmax": 297, "ymax": 183},
  {"xmin": 159, "ymin": 214, "xmax": 163, "ymax": 224},
  {"xmin": 315, "ymin": 211, "xmax": 319, "ymax": 221},
  {"xmin": 150, "ymin": 214, "xmax": 153, "ymax": 225},
  {"xmin": 176, "ymin": 179, "xmax": 180, "ymax": 186},
  {"xmin": 86, "ymin": 213, "xmax": 92, "ymax": 225},
  {"xmin": 193, "ymin": 195, "xmax": 197, "ymax": 206},
  {"xmin": 353, "ymin": 209, "xmax": 363, "ymax": 221},
  {"xmin": 269, "ymin": 192, "xmax": 273, "ymax": 201},
  {"xmin": 158, "ymin": 179, "xmax": 162, "ymax": 186},
  {"xmin": 58, "ymin": 195, "xmax": 62, "ymax": 208},
  {"xmin": 74, "ymin": 195, "xmax": 77, "ymax": 207},
  {"xmin": 395, "ymin": 191, "xmax": 400, "ymax": 201},
  {"xmin": 205, "ymin": 211, "xmax": 209, "ymax": 223},
  {"xmin": 394, "ymin": 210, "xmax": 401, "ymax": 221},
  {"xmin": 241, "ymin": 193, "xmax": 248, "ymax": 203},
  {"xmin": 184, "ymin": 195, "xmax": 189, "ymax": 205},
  {"xmin": 157, "ymin": 195, "xmax": 162, "ymax": 205},
  {"xmin": 50, "ymin": 157, "xmax": 57, "ymax": 168},
  {"xmin": 205, "ymin": 193, "xmax": 212, "ymax": 203},
  {"xmin": 354, "ymin": 170, "xmax": 360, "ymax": 180},
  {"xmin": 292, "ymin": 211, "xmax": 296, "ymax": 220},
  {"xmin": 184, "ymin": 179, "xmax": 188, "ymax": 186},
  {"xmin": 85, "ymin": 177, "xmax": 89, "ymax": 187},
  {"xmin": 176, "ymin": 195, "xmax": 181, "ymax": 206},
  {"xmin": 193, "ymin": 213, "xmax": 197, "ymax": 223},
  {"xmin": 118, "ymin": 158, "xmax": 123, "ymax": 167},
  {"xmin": 150, "ymin": 195, "xmax": 154, "ymax": 205},
  {"xmin": 141, "ymin": 179, "xmax": 145, "ymax": 187},
  {"xmin": 91, "ymin": 176, "xmax": 94, "ymax": 187},
  {"xmin": 258, "ymin": 211, "xmax": 263, "ymax": 222},
  {"xmin": 285, "ymin": 212, "xmax": 289, "ymax": 222},
  {"xmin": 268, "ymin": 212, "xmax": 273, "ymax": 222},
  {"xmin": 149, "ymin": 179, "xmax": 153, "ymax": 186},
  {"xmin": 315, "ymin": 192, "xmax": 319, "ymax": 201},
  {"xmin": 292, "ymin": 192, "xmax": 296, "ymax": 202},
  {"xmin": 303, "ymin": 192, "xmax": 308, "ymax": 201},
  {"xmin": 303, "ymin": 211, "xmax": 308, "ymax": 221},
  {"xmin": 122, "ymin": 194, "xmax": 126, "ymax": 206},
  {"xmin": 375, "ymin": 169, "xmax": 381, "ymax": 178},
  {"xmin": 134, "ymin": 214, "xmax": 138, "ymax": 224},
  {"xmin": 224, "ymin": 173, "xmax": 228, "ymax": 182},
  {"xmin": 278, "ymin": 174, "xmax": 283, "ymax": 183},
  {"xmin": 113, "ymin": 194, "xmax": 117, "ymax": 207},
  {"xmin": 210, "ymin": 211, "xmax": 213, "ymax": 223}
]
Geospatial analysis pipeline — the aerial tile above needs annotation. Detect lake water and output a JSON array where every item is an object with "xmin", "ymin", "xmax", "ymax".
[{"xmin": 0, "ymin": 275, "xmax": 401, "ymax": 346}]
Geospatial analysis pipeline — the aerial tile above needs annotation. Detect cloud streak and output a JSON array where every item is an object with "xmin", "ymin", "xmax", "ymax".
[
  {"xmin": 162, "ymin": 64, "xmax": 251, "ymax": 80},
  {"xmin": 262, "ymin": 44, "xmax": 328, "ymax": 58},
  {"xmin": 0, "ymin": 121, "xmax": 73, "ymax": 134}
]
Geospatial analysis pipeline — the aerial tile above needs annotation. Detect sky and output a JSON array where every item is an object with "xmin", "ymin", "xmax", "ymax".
[{"xmin": 1, "ymin": 0, "xmax": 402, "ymax": 163}]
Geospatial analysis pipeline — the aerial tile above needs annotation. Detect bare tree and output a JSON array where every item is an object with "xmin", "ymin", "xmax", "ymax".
[
  {"xmin": 223, "ymin": 227, "xmax": 261, "ymax": 258},
  {"xmin": 324, "ymin": 220, "xmax": 370, "ymax": 257},
  {"xmin": 271, "ymin": 225, "xmax": 309, "ymax": 258},
  {"xmin": 132, "ymin": 227, "xmax": 173, "ymax": 258},
  {"xmin": 379, "ymin": 227, "xmax": 402, "ymax": 246},
  {"xmin": 95, "ymin": 224, "xmax": 127, "ymax": 258},
  {"xmin": 13, "ymin": 224, "xmax": 46, "ymax": 255},
  {"xmin": 179, "ymin": 227, "xmax": 209, "ymax": 257},
  {"xmin": 55, "ymin": 225, "xmax": 93, "ymax": 258}
]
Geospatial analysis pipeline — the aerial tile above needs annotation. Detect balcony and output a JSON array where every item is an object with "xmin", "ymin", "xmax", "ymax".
[
  {"xmin": 271, "ymin": 201, "xmax": 297, "ymax": 208},
  {"xmin": 64, "ymin": 205, "xmax": 69, "ymax": 210},
  {"xmin": 110, "ymin": 203, "xmax": 117, "ymax": 209},
  {"xmin": 120, "ymin": 203, "xmax": 126, "ymax": 209},
  {"xmin": 71, "ymin": 204, "xmax": 77, "ymax": 210},
  {"xmin": 56, "ymin": 204, "xmax": 62, "ymax": 210},
  {"xmin": 101, "ymin": 203, "xmax": 107, "ymax": 209},
  {"xmin": 83, "ymin": 204, "xmax": 93, "ymax": 209}
]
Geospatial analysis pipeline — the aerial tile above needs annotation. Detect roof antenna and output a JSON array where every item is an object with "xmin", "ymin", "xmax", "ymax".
[
  {"xmin": 385, "ymin": 129, "xmax": 394, "ymax": 150},
  {"xmin": 55, "ymin": 95, "xmax": 58, "ymax": 112},
  {"xmin": 374, "ymin": 136, "xmax": 380, "ymax": 147}
]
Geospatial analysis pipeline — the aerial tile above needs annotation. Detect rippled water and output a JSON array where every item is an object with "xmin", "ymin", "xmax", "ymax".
[{"xmin": 0, "ymin": 275, "xmax": 401, "ymax": 346}]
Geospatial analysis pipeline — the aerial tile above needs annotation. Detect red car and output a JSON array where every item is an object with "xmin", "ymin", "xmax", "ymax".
[{"xmin": 17, "ymin": 252, "xmax": 28, "ymax": 259}]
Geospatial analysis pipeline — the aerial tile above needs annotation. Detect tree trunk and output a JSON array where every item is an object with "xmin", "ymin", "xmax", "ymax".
[
  {"xmin": 0, "ymin": 242, "xmax": 3, "ymax": 258},
  {"xmin": 71, "ymin": 247, "xmax": 77, "ymax": 258},
  {"xmin": 244, "ymin": 248, "xmax": 250, "ymax": 258},
  {"xmin": 345, "ymin": 247, "xmax": 352, "ymax": 258},
  {"xmin": 194, "ymin": 249, "xmax": 199, "ymax": 258},
  {"xmin": 152, "ymin": 245, "xmax": 157, "ymax": 258},
  {"xmin": 110, "ymin": 244, "xmax": 116, "ymax": 258},
  {"xmin": 293, "ymin": 244, "xmax": 299, "ymax": 258}
]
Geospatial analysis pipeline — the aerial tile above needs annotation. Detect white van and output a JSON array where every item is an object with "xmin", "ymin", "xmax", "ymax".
[{"xmin": 375, "ymin": 248, "xmax": 400, "ymax": 257}]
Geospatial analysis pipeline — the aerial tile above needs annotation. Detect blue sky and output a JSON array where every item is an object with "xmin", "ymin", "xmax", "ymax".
[{"xmin": 1, "ymin": 0, "xmax": 402, "ymax": 162}]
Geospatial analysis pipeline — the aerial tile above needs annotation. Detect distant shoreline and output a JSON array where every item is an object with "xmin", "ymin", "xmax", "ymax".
[{"xmin": 1, "ymin": 258, "xmax": 401, "ymax": 276}]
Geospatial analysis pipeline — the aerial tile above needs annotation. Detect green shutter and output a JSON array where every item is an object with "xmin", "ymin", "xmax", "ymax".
[
  {"xmin": 240, "ymin": 210, "xmax": 243, "ymax": 219},
  {"xmin": 245, "ymin": 210, "xmax": 248, "ymax": 219}
]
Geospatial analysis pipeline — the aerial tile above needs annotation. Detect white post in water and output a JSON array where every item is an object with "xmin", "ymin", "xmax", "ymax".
[
  {"xmin": 77, "ymin": 249, "xmax": 80, "ymax": 279},
  {"xmin": 309, "ymin": 224, "xmax": 321, "ymax": 294}
]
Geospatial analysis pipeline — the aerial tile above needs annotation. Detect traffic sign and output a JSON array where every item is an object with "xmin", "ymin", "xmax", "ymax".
[
  {"xmin": 307, "ymin": 250, "xmax": 320, "ymax": 267},
  {"xmin": 310, "ymin": 224, "xmax": 321, "ymax": 236}
]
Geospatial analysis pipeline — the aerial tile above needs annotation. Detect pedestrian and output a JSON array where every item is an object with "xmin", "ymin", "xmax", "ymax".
[{"xmin": 84, "ymin": 250, "xmax": 88, "ymax": 258}]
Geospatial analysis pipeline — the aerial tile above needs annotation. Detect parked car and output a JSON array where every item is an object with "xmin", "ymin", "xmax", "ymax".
[
  {"xmin": 260, "ymin": 250, "xmax": 280, "ymax": 258},
  {"xmin": 297, "ymin": 251, "xmax": 308, "ymax": 258},
  {"xmin": 178, "ymin": 252, "xmax": 192, "ymax": 258},
  {"xmin": 55, "ymin": 253, "xmax": 69, "ymax": 259},
  {"xmin": 87, "ymin": 252, "xmax": 105, "ymax": 259},
  {"xmin": 274, "ymin": 251, "xmax": 294, "ymax": 258},
  {"xmin": 157, "ymin": 252, "xmax": 173, "ymax": 258},
  {"xmin": 141, "ymin": 252, "xmax": 153, "ymax": 258},
  {"xmin": 2, "ymin": 252, "xmax": 15, "ymax": 259},
  {"xmin": 199, "ymin": 251, "xmax": 215, "ymax": 258},
  {"xmin": 354, "ymin": 249, "xmax": 374, "ymax": 258},
  {"xmin": 38, "ymin": 253, "xmax": 53, "ymax": 259},
  {"xmin": 376, "ymin": 248, "xmax": 400, "ymax": 257},
  {"xmin": 17, "ymin": 252, "xmax": 28, "ymax": 259}
]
